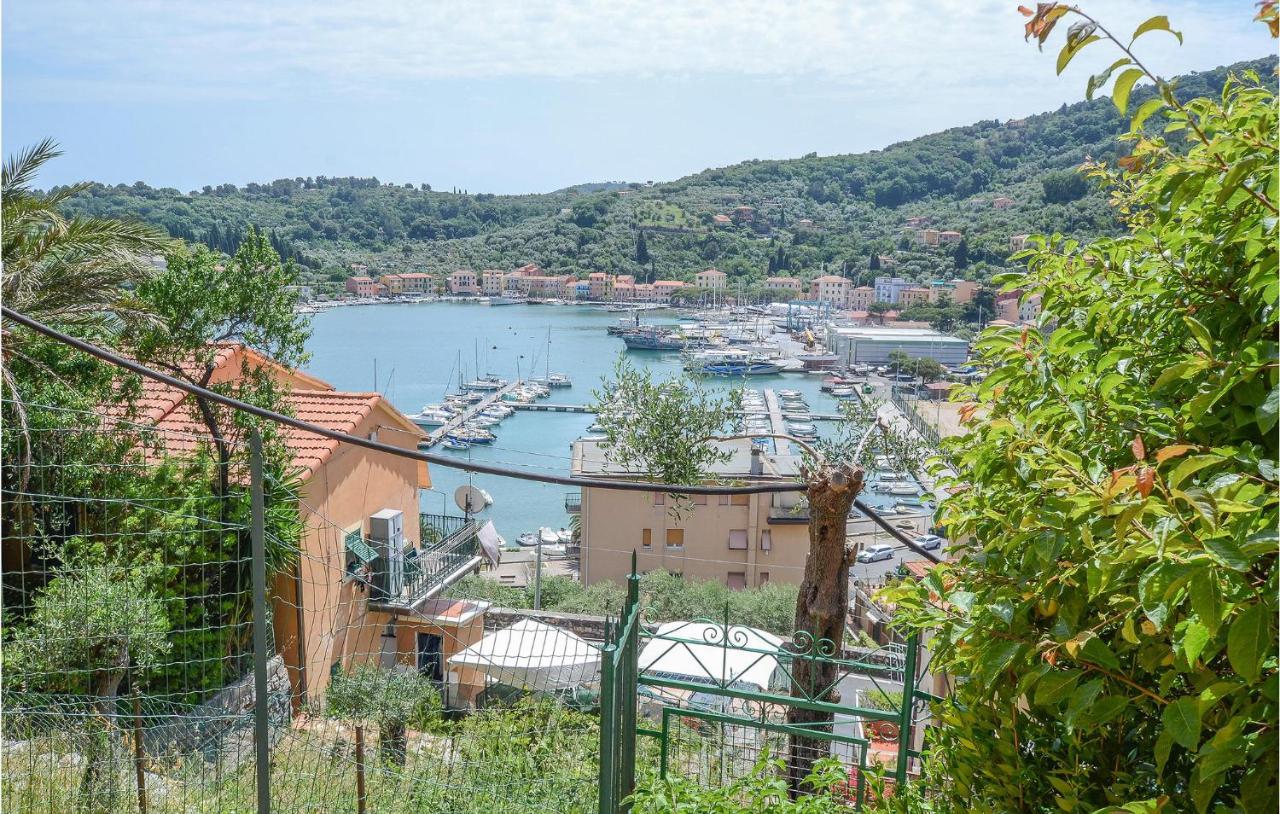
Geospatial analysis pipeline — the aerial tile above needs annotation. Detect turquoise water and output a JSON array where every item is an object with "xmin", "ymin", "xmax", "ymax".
[{"xmin": 303, "ymin": 302, "xmax": 865, "ymax": 542}]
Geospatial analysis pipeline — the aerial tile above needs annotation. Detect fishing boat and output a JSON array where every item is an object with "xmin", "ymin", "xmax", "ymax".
[{"xmin": 441, "ymin": 438, "xmax": 471, "ymax": 451}]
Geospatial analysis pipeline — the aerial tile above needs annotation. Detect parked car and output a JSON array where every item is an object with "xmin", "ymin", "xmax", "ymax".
[
  {"xmin": 913, "ymin": 534, "xmax": 946, "ymax": 550},
  {"xmin": 857, "ymin": 543, "xmax": 895, "ymax": 563}
]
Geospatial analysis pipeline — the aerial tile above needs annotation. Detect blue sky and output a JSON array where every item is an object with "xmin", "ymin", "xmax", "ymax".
[{"xmin": 3, "ymin": 0, "xmax": 1270, "ymax": 193}]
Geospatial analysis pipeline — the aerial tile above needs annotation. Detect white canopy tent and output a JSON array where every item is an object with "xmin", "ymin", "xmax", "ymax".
[
  {"xmin": 448, "ymin": 618, "xmax": 601, "ymax": 692},
  {"xmin": 638, "ymin": 621, "xmax": 785, "ymax": 691}
]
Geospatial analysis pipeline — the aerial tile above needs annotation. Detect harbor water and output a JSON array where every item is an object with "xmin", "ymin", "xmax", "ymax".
[{"xmin": 303, "ymin": 301, "xmax": 896, "ymax": 543}]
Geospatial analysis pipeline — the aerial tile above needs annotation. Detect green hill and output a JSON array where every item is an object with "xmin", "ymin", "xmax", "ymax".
[{"xmin": 56, "ymin": 57, "xmax": 1275, "ymax": 296}]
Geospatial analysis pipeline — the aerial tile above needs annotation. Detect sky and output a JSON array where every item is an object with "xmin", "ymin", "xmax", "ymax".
[{"xmin": 3, "ymin": 0, "xmax": 1271, "ymax": 194}]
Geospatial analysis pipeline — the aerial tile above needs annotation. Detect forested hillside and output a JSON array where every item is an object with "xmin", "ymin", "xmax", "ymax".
[{"xmin": 57, "ymin": 57, "xmax": 1273, "ymax": 295}]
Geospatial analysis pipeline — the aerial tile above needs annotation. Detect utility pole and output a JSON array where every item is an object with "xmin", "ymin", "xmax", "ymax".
[{"xmin": 533, "ymin": 541, "xmax": 543, "ymax": 610}]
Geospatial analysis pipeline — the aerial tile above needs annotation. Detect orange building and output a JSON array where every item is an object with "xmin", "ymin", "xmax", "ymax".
[{"xmin": 121, "ymin": 346, "xmax": 488, "ymax": 708}]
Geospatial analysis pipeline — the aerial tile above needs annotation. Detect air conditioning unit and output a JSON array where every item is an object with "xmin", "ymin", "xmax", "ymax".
[{"xmin": 369, "ymin": 509, "xmax": 405, "ymax": 599}]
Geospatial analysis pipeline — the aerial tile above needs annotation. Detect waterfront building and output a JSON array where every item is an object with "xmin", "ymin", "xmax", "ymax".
[
  {"xmin": 574, "ymin": 279, "xmax": 591, "ymax": 299},
  {"xmin": 695, "ymin": 268, "xmax": 727, "ymax": 290},
  {"xmin": 588, "ymin": 272, "xmax": 614, "ymax": 300},
  {"xmin": 448, "ymin": 270, "xmax": 480, "ymax": 295},
  {"xmin": 825, "ymin": 325, "xmax": 969, "ymax": 366},
  {"xmin": 652, "ymin": 280, "xmax": 685, "ymax": 302},
  {"xmin": 345, "ymin": 275, "xmax": 381, "ymax": 297},
  {"xmin": 873, "ymin": 276, "xmax": 912, "ymax": 305},
  {"xmin": 848, "ymin": 285, "xmax": 875, "ymax": 311},
  {"xmin": 634, "ymin": 283, "xmax": 655, "ymax": 301},
  {"xmin": 809, "ymin": 274, "xmax": 850, "ymax": 306},
  {"xmin": 380, "ymin": 274, "xmax": 406, "ymax": 295},
  {"xmin": 764, "ymin": 276, "xmax": 801, "ymax": 293},
  {"xmin": 482, "ymin": 270, "xmax": 506, "ymax": 296},
  {"xmin": 398, "ymin": 272, "xmax": 433, "ymax": 294},
  {"xmin": 572, "ymin": 437, "xmax": 809, "ymax": 588},
  {"xmin": 899, "ymin": 287, "xmax": 933, "ymax": 308},
  {"xmin": 614, "ymin": 281, "xmax": 636, "ymax": 300}
]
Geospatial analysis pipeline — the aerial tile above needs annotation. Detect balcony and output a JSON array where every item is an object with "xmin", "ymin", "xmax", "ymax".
[
  {"xmin": 564, "ymin": 492, "xmax": 581, "ymax": 513},
  {"xmin": 370, "ymin": 513, "xmax": 482, "ymax": 612}
]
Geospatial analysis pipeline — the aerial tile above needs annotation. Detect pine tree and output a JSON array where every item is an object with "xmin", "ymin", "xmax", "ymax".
[{"xmin": 635, "ymin": 230, "xmax": 649, "ymax": 265}]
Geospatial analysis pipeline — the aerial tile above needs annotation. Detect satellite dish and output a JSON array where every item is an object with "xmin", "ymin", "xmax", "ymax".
[{"xmin": 454, "ymin": 485, "xmax": 492, "ymax": 515}]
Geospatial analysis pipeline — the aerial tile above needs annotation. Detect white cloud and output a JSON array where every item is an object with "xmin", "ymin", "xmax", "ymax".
[{"xmin": 4, "ymin": 0, "xmax": 1270, "ymax": 102}]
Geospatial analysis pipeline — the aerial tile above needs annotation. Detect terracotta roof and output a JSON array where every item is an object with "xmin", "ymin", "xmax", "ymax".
[
  {"xmin": 102, "ymin": 344, "xmax": 421, "ymax": 481},
  {"xmin": 699, "ymin": 268, "xmax": 726, "ymax": 276},
  {"xmin": 812, "ymin": 275, "xmax": 848, "ymax": 283},
  {"xmin": 903, "ymin": 560, "xmax": 938, "ymax": 580}
]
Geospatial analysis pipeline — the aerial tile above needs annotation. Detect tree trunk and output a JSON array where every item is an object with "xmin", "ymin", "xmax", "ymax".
[
  {"xmin": 79, "ymin": 658, "xmax": 127, "ymax": 814},
  {"xmin": 787, "ymin": 465, "xmax": 864, "ymax": 794},
  {"xmin": 380, "ymin": 721, "xmax": 408, "ymax": 767}
]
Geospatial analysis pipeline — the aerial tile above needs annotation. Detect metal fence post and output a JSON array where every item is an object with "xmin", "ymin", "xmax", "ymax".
[
  {"xmin": 894, "ymin": 634, "xmax": 920, "ymax": 785},
  {"xmin": 598, "ymin": 628, "xmax": 617, "ymax": 814},
  {"xmin": 249, "ymin": 430, "xmax": 271, "ymax": 814}
]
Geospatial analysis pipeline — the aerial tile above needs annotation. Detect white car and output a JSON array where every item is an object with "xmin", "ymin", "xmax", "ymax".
[
  {"xmin": 913, "ymin": 534, "xmax": 946, "ymax": 551},
  {"xmin": 857, "ymin": 543, "xmax": 895, "ymax": 563}
]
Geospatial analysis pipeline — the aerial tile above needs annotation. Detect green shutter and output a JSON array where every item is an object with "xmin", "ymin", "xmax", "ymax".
[{"xmin": 345, "ymin": 530, "xmax": 378, "ymax": 565}]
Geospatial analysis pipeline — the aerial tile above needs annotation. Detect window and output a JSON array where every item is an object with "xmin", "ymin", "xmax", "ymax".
[
  {"xmin": 641, "ymin": 528, "xmax": 652, "ymax": 548},
  {"xmin": 731, "ymin": 494, "xmax": 750, "ymax": 506},
  {"xmin": 760, "ymin": 530, "xmax": 772, "ymax": 551},
  {"xmin": 728, "ymin": 530, "xmax": 748, "ymax": 551},
  {"xmin": 692, "ymin": 494, "xmax": 707, "ymax": 506},
  {"xmin": 727, "ymin": 572, "xmax": 747, "ymax": 590},
  {"xmin": 665, "ymin": 529, "xmax": 684, "ymax": 549},
  {"xmin": 759, "ymin": 572, "xmax": 770, "ymax": 586},
  {"xmin": 718, "ymin": 494, "xmax": 730, "ymax": 505},
  {"xmin": 653, "ymin": 492, "xmax": 664, "ymax": 506}
]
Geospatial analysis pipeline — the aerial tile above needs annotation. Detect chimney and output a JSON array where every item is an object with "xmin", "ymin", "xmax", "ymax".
[{"xmin": 750, "ymin": 446, "xmax": 764, "ymax": 476}]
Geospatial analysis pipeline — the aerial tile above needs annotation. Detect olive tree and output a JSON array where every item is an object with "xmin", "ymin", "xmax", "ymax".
[
  {"xmin": 881, "ymin": 6, "xmax": 1277, "ymax": 811},
  {"xmin": 326, "ymin": 663, "xmax": 444, "ymax": 767},
  {"xmin": 7, "ymin": 563, "xmax": 169, "ymax": 812}
]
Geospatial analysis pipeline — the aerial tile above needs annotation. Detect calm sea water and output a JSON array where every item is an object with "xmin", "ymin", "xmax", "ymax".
[{"xmin": 303, "ymin": 302, "xmax": 879, "ymax": 542}]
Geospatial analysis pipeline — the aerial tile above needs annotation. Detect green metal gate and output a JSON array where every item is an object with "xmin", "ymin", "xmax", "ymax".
[{"xmin": 597, "ymin": 560, "xmax": 924, "ymax": 813}]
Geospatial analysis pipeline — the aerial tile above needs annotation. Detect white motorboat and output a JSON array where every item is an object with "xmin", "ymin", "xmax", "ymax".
[
  {"xmin": 555, "ymin": 527, "xmax": 573, "ymax": 544},
  {"xmin": 482, "ymin": 404, "xmax": 514, "ymax": 418},
  {"xmin": 411, "ymin": 407, "xmax": 455, "ymax": 428},
  {"xmin": 441, "ymin": 438, "xmax": 470, "ymax": 451},
  {"xmin": 547, "ymin": 373, "xmax": 572, "ymax": 388},
  {"xmin": 448, "ymin": 427, "xmax": 496, "ymax": 444},
  {"xmin": 469, "ymin": 415, "xmax": 501, "ymax": 428},
  {"xmin": 517, "ymin": 531, "xmax": 539, "ymax": 547},
  {"xmin": 587, "ymin": 422, "xmax": 606, "ymax": 433},
  {"xmin": 831, "ymin": 387, "xmax": 855, "ymax": 398},
  {"xmin": 787, "ymin": 423, "xmax": 817, "ymax": 435},
  {"xmin": 538, "ymin": 527, "xmax": 560, "ymax": 545}
]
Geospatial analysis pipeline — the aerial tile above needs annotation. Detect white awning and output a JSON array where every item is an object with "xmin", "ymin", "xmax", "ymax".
[
  {"xmin": 638, "ymin": 621, "xmax": 784, "ymax": 691},
  {"xmin": 448, "ymin": 618, "xmax": 600, "ymax": 691}
]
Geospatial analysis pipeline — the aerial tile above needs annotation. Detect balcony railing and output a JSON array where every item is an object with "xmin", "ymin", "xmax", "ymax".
[
  {"xmin": 564, "ymin": 492, "xmax": 581, "ymax": 513},
  {"xmin": 373, "ymin": 514, "xmax": 481, "ymax": 610}
]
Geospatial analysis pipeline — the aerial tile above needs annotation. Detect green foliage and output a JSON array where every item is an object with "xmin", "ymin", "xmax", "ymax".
[
  {"xmin": 591, "ymin": 357, "xmax": 734, "ymax": 510},
  {"xmin": 452, "ymin": 570, "xmax": 801, "ymax": 635},
  {"xmin": 326, "ymin": 663, "xmax": 444, "ymax": 765},
  {"xmin": 883, "ymin": 10, "xmax": 1278, "ymax": 812},
  {"xmin": 51, "ymin": 59, "xmax": 1273, "ymax": 297},
  {"xmin": 5, "ymin": 562, "xmax": 170, "ymax": 696},
  {"xmin": 1041, "ymin": 168, "xmax": 1089, "ymax": 203},
  {"xmin": 628, "ymin": 754, "xmax": 851, "ymax": 814}
]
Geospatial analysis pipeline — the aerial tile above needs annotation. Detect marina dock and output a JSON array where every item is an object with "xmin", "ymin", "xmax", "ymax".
[{"xmin": 424, "ymin": 380, "xmax": 524, "ymax": 447}]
